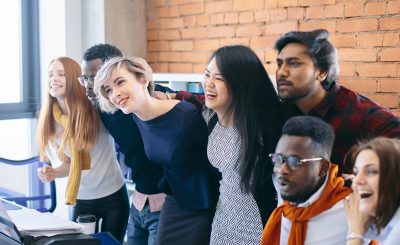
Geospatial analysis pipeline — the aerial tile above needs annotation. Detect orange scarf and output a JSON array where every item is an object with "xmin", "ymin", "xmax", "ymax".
[{"xmin": 261, "ymin": 164, "xmax": 351, "ymax": 245}]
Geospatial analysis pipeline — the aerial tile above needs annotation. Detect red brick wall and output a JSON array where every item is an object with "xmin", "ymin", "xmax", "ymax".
[{"xmin": 146, "ymin": 0, "xmax": 400, "ymax": 113}]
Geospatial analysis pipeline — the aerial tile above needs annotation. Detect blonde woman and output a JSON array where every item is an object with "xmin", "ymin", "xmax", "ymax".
[
  {"xmin": 37, "ymin": 57, "xmax": 129, "ymax": 242},
  {"xmin": 94, "ymin": 57, "xmax": 220, "ymax": 245}
]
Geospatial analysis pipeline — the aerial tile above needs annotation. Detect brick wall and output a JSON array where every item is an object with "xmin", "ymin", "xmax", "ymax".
[{"xmin": 146, "ymin": 0, "xmax": 400, "ymax": 113}]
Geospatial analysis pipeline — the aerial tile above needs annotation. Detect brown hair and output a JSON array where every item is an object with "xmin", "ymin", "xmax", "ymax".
[
  {"xmin": 347, "ymin": 137, "xmax": 400, "ymax": 231},
  {"xmin": 37, "ymin": 57, "xmax": 99, "ymax": 161}
]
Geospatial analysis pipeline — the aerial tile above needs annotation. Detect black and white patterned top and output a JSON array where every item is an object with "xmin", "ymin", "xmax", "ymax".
[{"xmin": 203, "ymin": 108, "xmax": 263, "ymax": 245}]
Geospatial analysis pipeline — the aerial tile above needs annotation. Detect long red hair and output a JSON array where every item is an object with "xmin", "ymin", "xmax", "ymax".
[{"xmin": 37, "ymin": 57, "xmax": 99, "ymax": 161}]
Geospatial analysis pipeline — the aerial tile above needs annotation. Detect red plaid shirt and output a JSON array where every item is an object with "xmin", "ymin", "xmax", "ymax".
[{"xmin": 292, "ymin": 84, "xmax": 400, "ymax": 173}]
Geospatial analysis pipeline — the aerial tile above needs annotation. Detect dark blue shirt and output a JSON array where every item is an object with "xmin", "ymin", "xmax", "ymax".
[
  {"xmin": 99, "ymin": 84, "xmax": 174, "ymax": 195},
  {"xmin": 133, "ymin": 101, "xmax": 220, "ymax": 210}
]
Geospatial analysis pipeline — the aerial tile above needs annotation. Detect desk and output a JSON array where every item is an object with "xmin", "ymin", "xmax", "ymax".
[
  {"xmin": 1, "ymin": 198, "xmax": 102, "ymax": 245},
  {"xmin": 0, "ymin": 198, "xmax": 24, "ymax": 211},
  {"xmin": 1, "ymin": 199, "xmax": 120, "ymax": 244}
]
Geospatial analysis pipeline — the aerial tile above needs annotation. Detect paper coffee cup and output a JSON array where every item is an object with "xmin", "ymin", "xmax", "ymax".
[{"xmin": 77, "ymin": 214, "xmax": 97, "ymax": 234}]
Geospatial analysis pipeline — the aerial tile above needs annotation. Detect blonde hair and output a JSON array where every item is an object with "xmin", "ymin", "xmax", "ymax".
[
  {"xmin": 37, "ymin": 57, "xmax": 100, "ymax": 162},
  {"xmin": 94, "ymin": 56, "xmax": 155, "ymax": 114}
]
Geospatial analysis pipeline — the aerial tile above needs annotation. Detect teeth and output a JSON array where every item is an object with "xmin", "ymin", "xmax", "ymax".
[
  {"xmin": 118, "ymin": 98, "xmax": 128, "ymax": 107},
  {"xmin": 358, "ymin": 192, "xmax": 372, "ymax": 198}
]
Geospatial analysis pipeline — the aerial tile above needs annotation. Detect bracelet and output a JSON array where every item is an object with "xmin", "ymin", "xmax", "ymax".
[
  {"xmin": 166, "ymin": 91, "xmax": 171, "ymax": 100},
  {"xmin": 346, "ymin": 231, "xmax": 364, "ymax": 241}
]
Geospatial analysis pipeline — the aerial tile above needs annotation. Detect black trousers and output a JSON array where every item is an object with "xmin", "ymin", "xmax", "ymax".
[
  {"xmin": 156, "ymin": 195, "xmax": 215, "ymax": 245},
  {"xmin": 70, "ymin": 185, "xmax": 130, "ymax": 243}
]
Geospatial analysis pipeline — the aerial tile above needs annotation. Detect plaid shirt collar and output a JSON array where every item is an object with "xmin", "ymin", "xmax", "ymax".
[{"xmin": 308, "ymin": 83, "xmax": 340, "ymax": 117}]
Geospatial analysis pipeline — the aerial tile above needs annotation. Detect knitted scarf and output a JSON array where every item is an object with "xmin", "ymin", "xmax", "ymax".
[
  {"xmin": 53, "ymin": 102, "xmax": 91, "ymax": 205},
  {"xmin": 261, "ymin": 164, "xmax": 351, "ymax": 245}
]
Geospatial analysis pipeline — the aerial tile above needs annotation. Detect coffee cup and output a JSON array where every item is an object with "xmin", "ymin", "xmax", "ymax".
[{"xmin": 76, "ymin": 214, "xmax": 97, "ymax": 234}]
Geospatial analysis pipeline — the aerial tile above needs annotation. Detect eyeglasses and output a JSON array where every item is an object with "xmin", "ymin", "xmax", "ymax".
[
  {"xmin": 77, "ymin": 75, "xmax": 95, "ymax": 86},
  {"xmin": 269, "ymin": 153, "xmax": 324, "ymax": 170}
]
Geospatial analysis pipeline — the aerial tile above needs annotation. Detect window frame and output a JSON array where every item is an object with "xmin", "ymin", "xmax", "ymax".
[{"xmin": 0, "ymin": 0, "xmax": 40, "ymax": 120}]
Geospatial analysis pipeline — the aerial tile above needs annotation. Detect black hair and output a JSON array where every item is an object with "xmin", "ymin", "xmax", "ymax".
[
  {"xmin": 275, "ymin": 29, "xmax": 339, "ymax": 90},
  {"xmin": 211, "ymin": 45, "xmax": 283, "ymax": 194},
  {"xmin": 282, "ymin": 116, "xmax": 335, "ymax": 159},
  {"xmin": 83, "ymin": 43, "xmax": 123, "ymax": 62}
]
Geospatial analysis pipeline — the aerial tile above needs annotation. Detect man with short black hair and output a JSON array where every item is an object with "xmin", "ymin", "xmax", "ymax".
[
  {"xmin": 275, "ymin": 29, "xmax": 400, "ymax": 173},
  {"xmin": 261, "ymin": 116, "xmax": 351, "ymax": 245}
]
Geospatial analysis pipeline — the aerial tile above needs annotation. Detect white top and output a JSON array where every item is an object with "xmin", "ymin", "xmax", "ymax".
[
  {"xmin": 365, "ymin": 208, "xmax": 400, "ymax": 245},
  {"xmin": 203, "ymin": 109, "xmax": 263, "ymax": 245},
  {"xmin": 46, "ymin": 121, "xmax": 125, "ymax": 200},
  {"xmin": 277, "ymin": 170, "xmax": 348, "ymax": 245}
]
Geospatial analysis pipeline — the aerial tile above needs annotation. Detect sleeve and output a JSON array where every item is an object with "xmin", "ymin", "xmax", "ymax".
[
  {"xmin": 45, "ymin": 142, "xmax": 67, "ymax": 168},
  {"xmin": 175, "ymin": 91, "xmax": 205, "ymax": 110},
  {"xmin": 362, "ymin": 106, "xmax": 400, "ymax": 138},
  {"xmin": 155, "ymin": 84, "xmax": 175, "ymax": 93}
]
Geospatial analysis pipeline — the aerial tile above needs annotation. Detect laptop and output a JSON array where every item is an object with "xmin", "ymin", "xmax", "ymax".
[{"xmin": 0, "ymin": 200, "xmax": 24, "ymax": 245}]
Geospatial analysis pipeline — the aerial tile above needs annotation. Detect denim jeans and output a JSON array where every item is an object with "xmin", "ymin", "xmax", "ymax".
[{"xmin": 127, "ymin": 203, "xmax": 160, "ymax": 245}]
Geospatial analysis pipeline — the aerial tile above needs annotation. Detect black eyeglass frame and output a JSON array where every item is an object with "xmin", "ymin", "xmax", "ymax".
[{"xmin": 77, "ymin": 75, "xmax": 96, "ymax": 86}]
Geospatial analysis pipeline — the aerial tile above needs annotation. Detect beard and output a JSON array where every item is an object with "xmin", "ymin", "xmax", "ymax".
[
  {"xmin": 278, "ymin": 77, "xmax": 317, "ymax": 102},
  {"xmin": 278, "ymin": 89, "xmax": 310, "ymax": 102},
  {"xmin": 280, "ymin": 187, "xmax": 317, "ymax": 205}
]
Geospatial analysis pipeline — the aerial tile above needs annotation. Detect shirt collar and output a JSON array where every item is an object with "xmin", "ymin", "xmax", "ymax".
[
  {"xmin": 308, "ymin": 83, "xmax": 340, "ymax": 117},
  {"xmin": 292, "ymin": 168, "xmax": 330, "ymax": 208}
]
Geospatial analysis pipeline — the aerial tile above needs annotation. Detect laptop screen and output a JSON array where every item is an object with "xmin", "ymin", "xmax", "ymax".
[{"xmin": 0, "ymin": 201, "xmax": 23, "ymax": 244}]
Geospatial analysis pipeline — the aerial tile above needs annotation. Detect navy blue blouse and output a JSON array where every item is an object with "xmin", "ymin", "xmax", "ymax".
[{"xmin": 133, "ymin": 101, "xmax": 220, "ymax": 210}]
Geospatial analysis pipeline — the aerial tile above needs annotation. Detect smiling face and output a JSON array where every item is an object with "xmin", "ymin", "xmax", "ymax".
[
  {"xmin": 276, "ymin": 43, "xmax": 323, "ymax": 103},
  {"xmin": 102, "ymin": 65, "xmax": 147, "ymax": 114},
  {"xmin": 203, "ymin": 57, "xmax": 230, "ymax": 118},
  {"xmin": 353, "ymin": 149, "xmax": 380, "ymax": 217},
  {"xmin": 274, "ymin": 135, "xmax": 327, "ymax": 204},
  {"xmin": 48, "ymin": 60, "xmax": 66, "ymax": 101}
]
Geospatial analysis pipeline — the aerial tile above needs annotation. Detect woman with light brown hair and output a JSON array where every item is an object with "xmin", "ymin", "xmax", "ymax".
[
  {"xmin": 36, "ymin": 56, "xmax": 129, "ymax": 242},
  {"xmin": 344, "ymin": 137, "xmax": 400, "ymax": 245}
]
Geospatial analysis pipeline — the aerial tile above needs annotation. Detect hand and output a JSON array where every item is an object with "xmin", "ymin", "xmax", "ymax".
[
  {"xmin": 153, "ymin": 91, "xmax": 169, "ymax": 100},
  {"xmin": 37, "ymin": 165, "xmax": 56, "ymax": 183},
  {"xmin": 153, "ymin": 91, "xmax": 176, "ymax": 100},
  {"xmin": 344, "ymin": 193, "xmax": 372, "ymax": 235}
]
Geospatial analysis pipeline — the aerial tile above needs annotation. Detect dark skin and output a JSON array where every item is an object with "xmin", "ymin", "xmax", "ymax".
[
  {"xmin": 274, "ymin": 135, "xmax": 329, "ymax": 205},
  {"xmin": 81, "ymin": 58, "xmax": 103, "ymax": 104}
]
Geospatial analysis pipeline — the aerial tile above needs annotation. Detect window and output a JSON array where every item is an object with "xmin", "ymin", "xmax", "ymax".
[{"xmin": 0, "ymin": 0, "xmax": 40, "ymax": 120}]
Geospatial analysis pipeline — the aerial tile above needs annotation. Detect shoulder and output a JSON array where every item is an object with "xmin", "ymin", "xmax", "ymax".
[
  {"xmin": 337, "ymin": 86, "xmax": 398, "ymax": 118},
  {"xmin": 174, "ymin": 100, "xmax": 197, "ymax": 113}
]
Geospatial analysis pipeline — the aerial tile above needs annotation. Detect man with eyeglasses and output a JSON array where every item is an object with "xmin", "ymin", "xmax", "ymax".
[{"xmin": 261, "ymin": 116, "xmax": 352, "ymax": 245}]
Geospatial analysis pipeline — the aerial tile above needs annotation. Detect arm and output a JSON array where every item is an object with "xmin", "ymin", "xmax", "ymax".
[
  {"xmin": 37, "ymin": 158, "xmax": 70, "ymax": 182},
  {"xmin": 153, "ymin": 89, "xmax": 205, "ymax": 110},
  {"xmin": 363, "ymin": 105, "xmax": 400, "ymax": 139}
]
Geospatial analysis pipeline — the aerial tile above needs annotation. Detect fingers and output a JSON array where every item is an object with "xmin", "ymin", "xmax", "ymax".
[{"xmin": 37, "ymin": 165, "xmax": 55, "ymax": 182}]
